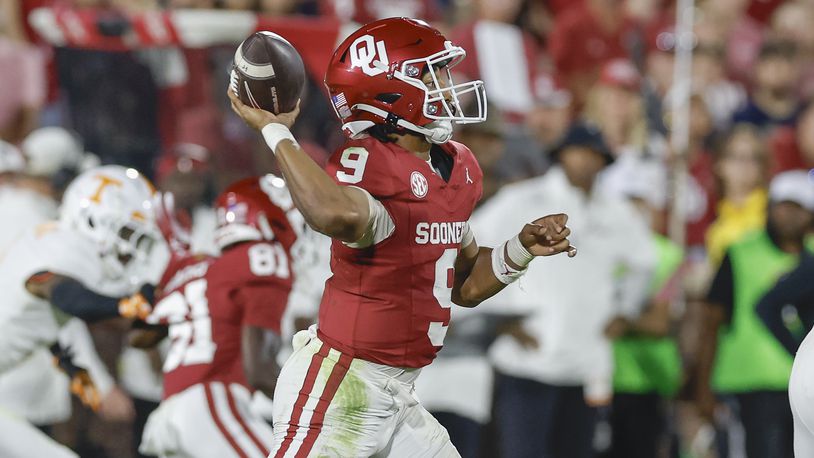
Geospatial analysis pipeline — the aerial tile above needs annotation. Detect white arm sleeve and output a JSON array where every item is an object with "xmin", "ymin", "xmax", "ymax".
[
  {"xmin": 58, "ymin": 319, "xmax": 115, "ymax": 396},
  {"xmin": 343, "ymin": 186, "xmax": 395, "ymax": 249},
  {"xmin": 461, "ymin": 222, "xmax": 475, "ymax": 249}
]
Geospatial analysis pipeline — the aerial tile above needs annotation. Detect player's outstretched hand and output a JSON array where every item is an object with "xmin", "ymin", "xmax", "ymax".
[
  {"xmin": 519, "ymin": 213, "xmax": 577, "ymax": 258},
  {"xmin": 227, "ymin": 88, "xmax": 300, "ymax": 131}
]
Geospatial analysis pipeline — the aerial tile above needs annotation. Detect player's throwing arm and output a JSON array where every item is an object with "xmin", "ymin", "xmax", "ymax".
[{"xmin": 228, "ymin": 90, "xmax": 576, "ymax": 306}]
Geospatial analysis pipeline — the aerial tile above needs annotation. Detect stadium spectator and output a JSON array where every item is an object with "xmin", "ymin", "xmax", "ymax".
[
  {"xmin": 449, "ymin": 0, "xmax": 541, "ymax": 117},
  {"xmin": 499, "ymin": 73, "xmax": 572, "ymax": 182},
  {"xmin": 525, "ymin": 74, "xmax": 573, "ymax": 152},
  {"xmin": 694, "ymin": 170, "xmax": 814, "ymax": 458},
  {"xmin": 602, "ymin": 160, "xmax": 683, "ymax": 458},
  {"xmin": 473, "ymin": 122, "xmax": 655, "ymax": 458},
  {"xmin": 548, "ymin": 0, "xmax": 634, "ymax": 108},
  {"xmin": 732, "ymin": 40, "xmax": 804, "ymax": 134},
  {"xmin": 583, "ymin": 59, "xmax": 647, "ymax": 157},
  {"xmin": 682, "ymin": 95, "xmax": 719, "ymax": 248},
  {"xmin": 692, "ymin": 40, "xmax": 747, "ymax": 133},
  {"xmin": 705, "ymin": 125, "xmax": 770, "ymax": 267},
  {"xmin": 768, "ymin": 102, "xmax": 814, "ymax": 175},
  {"xmin": 695, "ymin": 0, "xmax": 763, "ymax": 85},
  {"xmin": 770, "ymin": 1, "xmax": 814, "ymax": 99}
]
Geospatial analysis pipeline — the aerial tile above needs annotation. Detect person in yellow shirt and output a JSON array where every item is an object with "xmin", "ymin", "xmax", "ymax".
[{"xmin": 706, "ymin": 125, "xmax": 770, "ymax": 266}]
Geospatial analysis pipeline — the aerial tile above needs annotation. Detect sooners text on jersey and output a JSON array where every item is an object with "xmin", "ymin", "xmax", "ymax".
[{"xmin": 320, "ymin": 137, "xmax": 483, "ymax": 368}]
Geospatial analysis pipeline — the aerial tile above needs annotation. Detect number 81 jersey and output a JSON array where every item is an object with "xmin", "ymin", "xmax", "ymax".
[
  {"xmin": 148, "ymin": 240, "xmax": 293, "ymax": 399},
  {"xmin": 320, "ymin": 137, "xmax": 483, "ymax": 368}
]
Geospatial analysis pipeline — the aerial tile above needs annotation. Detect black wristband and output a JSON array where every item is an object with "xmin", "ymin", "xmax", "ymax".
[{"xmin": 49, "ymin": 342, "xmax": 84, "ymax": 378}]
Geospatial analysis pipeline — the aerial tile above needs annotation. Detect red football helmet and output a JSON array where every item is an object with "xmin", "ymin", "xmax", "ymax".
[
  {"xmin": 213, "ymin": 175, "xmax": 297, "ymax": 251},
  {"xmin": 324, "ymin": 17, "xmax": 487, "ymax": 144}
]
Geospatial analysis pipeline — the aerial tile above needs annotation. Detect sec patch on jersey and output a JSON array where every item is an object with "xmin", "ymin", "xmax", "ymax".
[{"xmin": 231, "ymin": 31, "xmax": 306, "ymax": 114}]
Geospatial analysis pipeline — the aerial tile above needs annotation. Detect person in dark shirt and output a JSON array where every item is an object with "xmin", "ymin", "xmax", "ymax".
[
  {"xmin": 696, "ymin": 170, "xmax": 814, "ymax": 458},
  {"xmin": 756, "ymin": 253, "xmax": 814, "ymax": 355},
  {"xmin": 732, "ymin": 40, "xmax": 804, "ymax": 134},
  {"xmin": 757, "ymin": 246, "xmax": 814, "ymax": 457}
]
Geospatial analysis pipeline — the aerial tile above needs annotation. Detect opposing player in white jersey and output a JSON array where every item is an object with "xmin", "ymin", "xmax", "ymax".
[{"xmin": 0, "ymin": 165, "xmax": 159, "ymax": 458}]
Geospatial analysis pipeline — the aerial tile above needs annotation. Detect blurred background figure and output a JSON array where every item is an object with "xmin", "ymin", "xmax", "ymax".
[
  {"xmin": 154, "ymin": 143, "xmax": 216, "ymax": 255},
  {"xmin": 547, "ymin": 0, "xmax": 635, "ymax": 108},
  {"xmin": 583, "ymin": 59, "xmax": 647, "ymax": 158},
  {"xmin": 473, "ymin": 122, "xmax": 655, "ymax": 458},
  {"xmin": 733, "ymin": 40, "xmax": 803, "ymax": 134},
  {"xmin": 601, "ymin": 161, "xmax": 684, "ymax": 458},
  {"xmin": 0, "ymin": 127, "xmax": 91, "ymax": 250},
  {"xmin": 706, "ymin": 126, "xmax": 770, "ymax": 267},
  {"xmin": 694, "ymin": 170, "xmax": 814, "ymax": 458}
]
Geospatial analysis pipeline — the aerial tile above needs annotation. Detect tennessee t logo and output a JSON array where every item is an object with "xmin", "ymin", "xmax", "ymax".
[{"xmin": 89, "ymin": 175, "xmax": 123, "ymax": 203}]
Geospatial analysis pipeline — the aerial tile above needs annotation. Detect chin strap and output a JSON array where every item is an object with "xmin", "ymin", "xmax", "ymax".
[{"xmin": 347, "ymin": 104, "xmax": 453, "ymax": 144}]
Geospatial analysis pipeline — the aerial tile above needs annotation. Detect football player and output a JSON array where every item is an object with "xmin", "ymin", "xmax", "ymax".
[
  {"xmin": 229, "ymin": 17, "xmax": 576, "ymax": 457},
  {"xmin": 0, "ymin": 165, "xmax": 158, "ymax": 458},
  {"xmin": 137, "ymin": 175, "xmax": 298, "ymax": 458}
]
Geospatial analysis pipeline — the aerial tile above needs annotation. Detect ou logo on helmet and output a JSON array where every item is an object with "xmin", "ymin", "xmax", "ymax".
[
  {"xmin": 349, "ymin": 35, "xmax": 389, "ymax": 77},
  {"xmin": 411, "ymin": 171, "xmax": 428, "ymax": 198}
]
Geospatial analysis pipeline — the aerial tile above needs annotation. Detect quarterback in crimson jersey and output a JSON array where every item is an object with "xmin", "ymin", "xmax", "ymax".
[
  {"xmin": 229, "ymin": 17, "xmax": 576, "ymax": 457},
  {"xmin": 138, "ymin": 176, "xmax": 298, "ymax": 458}
]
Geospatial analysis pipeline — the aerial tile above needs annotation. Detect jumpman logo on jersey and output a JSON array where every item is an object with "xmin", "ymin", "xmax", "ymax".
[{"xmin": 465, "ymin": 167, "xmax": 473, "ymax": 184}]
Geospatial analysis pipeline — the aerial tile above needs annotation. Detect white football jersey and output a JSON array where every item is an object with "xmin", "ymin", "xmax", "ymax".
[
  {"xmin": 0, "ymin": 186, "xmax": 57, "ymax": 254},
  {"xmin": 0, "ymin": 222, "xmax": 138, "ymax": 374}
]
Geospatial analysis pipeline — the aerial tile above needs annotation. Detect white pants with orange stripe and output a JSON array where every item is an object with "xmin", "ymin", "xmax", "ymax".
[
  {"xmin": 269, "ymin": 329, "xmax": 460, "ymax": 458},
  {"xmin": 140, "ymin": 381, "xmax": 274, "ymax": 458}
]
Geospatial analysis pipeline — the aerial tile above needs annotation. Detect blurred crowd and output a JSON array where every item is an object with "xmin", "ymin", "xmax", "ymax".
[{"xmin": 3, "ymin": 0, "xmax": 814, "ymax": 457}]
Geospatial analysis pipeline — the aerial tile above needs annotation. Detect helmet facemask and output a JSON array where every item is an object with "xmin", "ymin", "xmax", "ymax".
[
  {"xmin": 97, "ymin": 217, "xmax": 158, "ymax": 284},
  {"xmin": 398, "ymin": 41, "xmax": 487, "ymax": 125}
]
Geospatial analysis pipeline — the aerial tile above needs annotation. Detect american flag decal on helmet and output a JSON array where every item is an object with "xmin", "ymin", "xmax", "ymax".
[
  {"xmin": 332, "ymin": 93, "xmax": 352, "ymax": 119},
  {"xmin": 332, "ymin": 93, "xmax": 347, "ymax": 107}
]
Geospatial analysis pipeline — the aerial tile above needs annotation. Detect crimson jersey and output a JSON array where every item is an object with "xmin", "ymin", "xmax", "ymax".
[
  {"xmin": 149, "ymin": 240, "xmax": 294, "ymax": 399},
  {"xmin": 320, "ymin": 137, "xmax": 483, "ymax": 368}
]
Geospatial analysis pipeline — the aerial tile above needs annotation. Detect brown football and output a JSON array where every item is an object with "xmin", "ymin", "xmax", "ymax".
[{"xmin": 231, "ymin": 31, "xmax": 306, "ymax": 114}]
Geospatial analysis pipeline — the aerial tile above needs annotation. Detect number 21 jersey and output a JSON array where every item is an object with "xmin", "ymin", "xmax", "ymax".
[{"xmin": 149, "ymin": 240, "xmax": 294, "ymax": 399}]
